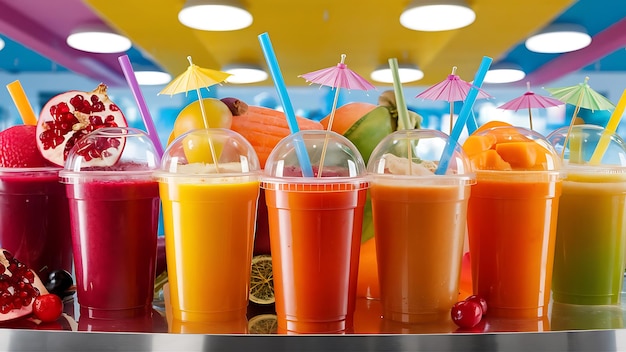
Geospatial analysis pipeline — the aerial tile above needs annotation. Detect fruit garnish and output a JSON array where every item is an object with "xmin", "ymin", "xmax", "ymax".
[
  {"xmin": 0, "ymin": 125, "xmax": 49, "ymax": 168},
  {"xmin": 248, "ymin": 314, "xmax": 278, "ymax": 334},
  {"xmin": 44, "ymin": 270, "xmax": 74, "ymax": 299},
  {"xmin": 36, "ymin": 83, "xmax": 128, "ymax": 166},
  {"xmin": 465, "ymin": 294, "xmax": 488, "ymax": 316},
  {"xmin": 32, "ymin": 294, "xmax": 63, "ymax": 323},
  {"xmin": 168, "ymin": 98, "xmax": 233, "ymax": 145},
  {"xmin": 0, "ymin": 249, "xmax": 48, "ymax": 322},
  {"xmin": 221, "ymin": 97, "xmax": 248, "ymax": 116},
  {"xmin": 450, "ymin": 300, "xmax": 483, "ymax": 328},
  {"xmin": 249, "ymin": 255, "xmax": 274, "ymax": 305}
]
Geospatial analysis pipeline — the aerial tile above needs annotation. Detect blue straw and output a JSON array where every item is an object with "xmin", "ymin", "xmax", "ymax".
[
  {"xmin": 258, "ymin": 32, "xmax": 314, "ymax": 177},
  {"xmin": 436, "ymin": 56, "xmax": 493, "ymax": 175}
]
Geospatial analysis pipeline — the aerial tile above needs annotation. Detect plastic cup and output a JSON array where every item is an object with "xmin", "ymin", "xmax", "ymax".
[
  {"xmin": 466, "ymin": 125, "xmax": 562, "ymax": 318},
  {"xmin": 261, "ymin": 130, "xmax": 369, "ymax": 334},
  {"xmin": 155, "ymin": 128, "xmax": 260, "ymax": 323},
  {"xmin": 547, "ymin": 124, "xmax": 626, "ymax": 305},
  {"xmin": 0, "ymin": 167, "xmax": 73, "ymax": 280},
  {"xmin": 59, "ymin": 127, "xmax": 161, "ymax": 319},
  {"xmin": 368, "ymin": 129, "xmax": 475, "ymax": 323}
]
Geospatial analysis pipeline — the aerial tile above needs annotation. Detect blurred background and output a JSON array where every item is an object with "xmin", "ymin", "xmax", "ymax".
[{"xmin": 0, "ymin": 0, "xmax": 625, "ymax": 148}]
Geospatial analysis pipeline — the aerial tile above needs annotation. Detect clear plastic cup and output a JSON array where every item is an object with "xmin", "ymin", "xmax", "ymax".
[
  {"xmin": 155, "ymin": 128, "xmax": 260, "ymax": 323},
  {"xmin": 59, "ymin": 127, "xmax": 161, "ymax": 319},
  {"xmin": 547, "ymin": 124, "xmax": 626, "ymax": 305},
  {"xmin": 0, "ymin": 167, "xmax": 72, "ymax": 281},
  {"xmin": 368, "ymin": 129, "xmax": 474, "ymax": 323},
  {"xmin": 465, "ymin": 125, "xmax": 562, "ymax": 318},
  {"xmin": 261, "ymin": 130, "xmax": 369, "ymax": 333}
]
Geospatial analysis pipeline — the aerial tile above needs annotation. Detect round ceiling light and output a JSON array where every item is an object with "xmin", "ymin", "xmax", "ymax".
[
  {"xmin": 484, "ymin": 63, "xmax": 526, "ymax": 84},
  {"xmin": 370, "ymin": 64, "xmax": 424, "ymax": 84},
  {"xmin": 525, "ymin": 23, "xmax": 592, "ymax": 54},
  {"xmin": 178, "ymin": 0, "xmax": 253, "ymax": 31},
  {"xmin": 223, "ymin": 64, "xmax": 268, "ymax": 84},
  {"xmin": 0, "ymin": 37, "xmax": 5, "ymax": 51},
  {"xmin": 400, "ymin": 0, "xmax": 476, "ymax": 32},
  {"xmin": 134, "ymin": 71, "xmax": 172, "ymax": 86},
  {"xmin": 66, "ymin": 24, "xmax": 132, "ymax": 54}
]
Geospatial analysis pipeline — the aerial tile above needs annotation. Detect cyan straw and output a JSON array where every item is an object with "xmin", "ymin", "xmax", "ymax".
[
  {"xmin": 258, "ymin": 32, "xmax": 314, "ymax": 177},
  {"xmin": 436, "ymin": 56, "xmax": 493, "ymax": 175}
]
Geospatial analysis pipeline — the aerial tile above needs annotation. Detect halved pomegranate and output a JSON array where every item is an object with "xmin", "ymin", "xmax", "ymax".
[
  {"xmin": 0, "ymin": 249, "xmax": 48, "ymax": 322},
  {"xmin": 36, "ymin": 83, "xmax": 128, "ymax": 167}
]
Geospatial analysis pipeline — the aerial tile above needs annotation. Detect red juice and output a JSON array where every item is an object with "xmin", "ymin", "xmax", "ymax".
[
  {"xmin": 0, "ymin": 168, "xmax": 72, "ymax": 279},
  {"xmin": 65, "ymin": 177, "xmax": 159, "ymax": 319}
]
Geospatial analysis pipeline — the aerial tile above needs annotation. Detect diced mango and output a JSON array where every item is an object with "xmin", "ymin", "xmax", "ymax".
[
  {"xmin": 463, "ymin": 134, "xmax": 497, "ymax": 157},
  {"xmin": 469, "ymin": 149, "xmax": 512, "ymax": 171},
  {"xmin": 495, "ymin": 142, "xmax": 538, "ymax": 169}
]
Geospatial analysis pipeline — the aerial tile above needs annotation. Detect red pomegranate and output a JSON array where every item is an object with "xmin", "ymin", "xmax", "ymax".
[
  {"xmin": 0, "ymin": 249, "xmax": 48, "ymax": 322},
  {"xmin": 36, "ymin": 83, "xmax": 128, "ymax": 167}
]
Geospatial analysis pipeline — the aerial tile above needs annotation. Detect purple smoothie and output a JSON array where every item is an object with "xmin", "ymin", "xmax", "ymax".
[
  {"xmin": 64, "ymin": 176, "xmax": 159, "ymax": 319},
  {"xmin": 0, "ymin": 168, "xmax": 72, "ymax": 280}
]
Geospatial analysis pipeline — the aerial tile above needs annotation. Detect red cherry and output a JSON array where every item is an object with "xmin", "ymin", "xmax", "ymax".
[
  {"xmin": 466, "ymin": 295, "xmax": 488, "ymax": 316},
  {"xmin": 451, "ymin": 300, "xmax": 482, "ymax": 328},
  {"xmin": 32, "ymin": 294, "xmax": 63, "ymax": 323}
]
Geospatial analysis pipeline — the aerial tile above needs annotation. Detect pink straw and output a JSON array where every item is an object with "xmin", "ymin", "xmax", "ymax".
[{"xmin": 118, "ymin": 55, "xmax": 164, "ymax": 158}]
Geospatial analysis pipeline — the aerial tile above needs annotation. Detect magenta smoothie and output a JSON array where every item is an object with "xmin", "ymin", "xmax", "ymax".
[
  {"xmin": 65, "ymin": 177, "xmax": 159, "ymax": 318},
  {"xmin": 0, "ymin": 168, "xmax": 72, "ymax": 280}
]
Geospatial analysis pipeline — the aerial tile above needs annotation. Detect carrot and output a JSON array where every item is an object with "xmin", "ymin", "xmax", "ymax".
[
  {"xmin": 230, "ymin": 105, "xmax": 323, "ymax": 168},
  {"xmin": 320, "ymin": 102, "xmax": 376, "ymax": 135}
]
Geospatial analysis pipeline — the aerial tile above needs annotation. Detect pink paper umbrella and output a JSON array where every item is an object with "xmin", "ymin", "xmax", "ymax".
[
  {"xmin": 299, "ymin": 54, "xmax": 376, "ymax": 131},
  {"xmin": 498, "ymin": 82, "xmax": 564, "ymax": 130},
  {"xmin": 416, "ymin": 66, "xmax": 492, "ymax": 134}
]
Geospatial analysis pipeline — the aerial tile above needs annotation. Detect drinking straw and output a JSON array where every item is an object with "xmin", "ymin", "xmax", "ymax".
[
  {"xmin": 388, "ymin": 58, "xmax": 413, "ymax": 174},
  {"xmin": 436, "ymin": 56, "xmax": 493, "ymax": 175},
  {"xmin": 6, "ymin": 80, "xmax": 37, "ymax": 125},
  {"xmin": 118, "ymin": 55, "xmax": 165, "ymax": 158},
  {"xmin": 258, "ymin": 32, "xmax": 313, "ymax": 177},
  {"xmin": 589, "ymin": 88, "xmax": 626, "ymax": 164}
]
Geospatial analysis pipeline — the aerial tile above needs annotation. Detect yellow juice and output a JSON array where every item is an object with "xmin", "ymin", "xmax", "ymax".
[{"xmin": 160, "ymin": 178, "xmax": 259, "ymax": 322}]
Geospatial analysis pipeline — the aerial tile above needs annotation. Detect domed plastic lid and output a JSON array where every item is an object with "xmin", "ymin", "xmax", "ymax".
[
  {"xmin": 262, "ymin": 130, "xmax": 368, "ymax": 189},
  {"xmin": 156, "ymin": 128, "xmax": 260, "ymax": 181},
  {"xmin": 466, "ymin": 125, "xmax": 561, "ymax": 172},
  {"xmin": 547, "ymin": 124, "xmax": 626, "ymax": 174},
  {"xmin": 368, "ymin": 129, "xmax": 474, "ymax": 183},
  {"xmin": 60, "ymin": 127, "xmax": 160, "ymax": 183}
]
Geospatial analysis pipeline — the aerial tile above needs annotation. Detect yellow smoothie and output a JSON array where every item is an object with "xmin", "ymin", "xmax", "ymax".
[{"xmin": 160, "ymin": 178, "xmax": 260, "ymax": 322}]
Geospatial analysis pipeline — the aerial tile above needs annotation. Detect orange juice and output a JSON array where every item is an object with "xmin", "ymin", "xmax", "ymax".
[
  {"xmin": 264, "ymin": 182, "xmax": 368, "ymax": 333},
  {"xmin": 159, "ymin": 179, "xmax": 259, "ymax": 322},
  {"xmin": 467, "ymin": 171, "xmax": 561, "ymax": 318},
  {"xmin": 371, "ymin": 179, "xmax": 471, "ymax": 323}
]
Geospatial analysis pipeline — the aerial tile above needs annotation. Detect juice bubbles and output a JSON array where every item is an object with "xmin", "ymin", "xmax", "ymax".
[
  {"xmin": 368, "ymin": 130, "xmax": 474, "ymax": 323},
  {"xmin": 156, "ymin": 129, "xmax": 261, "ymax": 322},
  {"xmin": 464, "ymin": 126, "xmax": 562, "ymax": 319},
  {"xmin": 0, "ymin": 167, "xmax": 73, "ymax": 280},
  {"xmin": 547, "ymin": 125, "xmax": 626, "ymax": 305},
  {"xmin": 60, "ymin": 127, "xmax": 161, "ymax": 319},
  {"xmin": 262, "ymin": 131, "xmax": 369, "ymax": 333}
]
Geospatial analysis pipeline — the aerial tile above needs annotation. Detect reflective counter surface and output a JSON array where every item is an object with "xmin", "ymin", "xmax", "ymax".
[{"xmin": 2, "ymin": 290, "xmax": 626, "ymax": 352}]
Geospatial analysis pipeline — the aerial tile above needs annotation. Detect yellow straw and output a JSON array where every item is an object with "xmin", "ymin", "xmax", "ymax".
[
  {"xmin": 589, "ymin": 89, "xmax": 626, "ymax": 165},
  {"xmin": 6, "ymin": 80, "xmax": 38, "ymax": 125}
]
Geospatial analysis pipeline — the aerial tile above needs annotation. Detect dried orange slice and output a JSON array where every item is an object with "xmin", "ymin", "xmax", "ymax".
[
  {"xmin": 248, "ymin": 314, "xmax": 278, "ymax": 334},
  {"xmin": 249, "ymin": 255, "xmax": 274, "ymax": 305}
]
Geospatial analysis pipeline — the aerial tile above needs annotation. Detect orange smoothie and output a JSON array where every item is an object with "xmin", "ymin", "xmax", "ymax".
[
  {"xmin": 264, "ymin": 182, "xmax": 368, "ymax": 333},
  {"xmin": 467, "ymin": 171, "xmax": 562, "ymax": 318},
  {"xmin": 159, "ymin": 178, "xmax": 260, "ymax": 322},
  {"xmin": 371, "ymin": 179, "xmax": 471, "ymax": 323}
]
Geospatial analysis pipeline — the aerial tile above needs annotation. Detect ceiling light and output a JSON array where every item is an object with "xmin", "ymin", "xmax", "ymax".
[
  {"xmin": 0, "ymin": 38, "xmax": 5, "ymax": 51},
  {"xmin": 134, "ymin": 71, "xmax": 172, "ymax": 86},
  {"xmin": 400, "ymin": 0, "xmax": 475, "ymax": 32},
  {"xmin": 223, "ymin": 64, "xmax": 268, "ymax": 84},
  {"xmin": 66, "ymin": 24, "xmax": 132, "ymax": 54},
  {"xmin": 484, "ymin": 63, "xmax": 526, "ymax": 84},
  {"xmin": 525, "ymin": 23, "xmax": 592, "ymax": 53},
  {"xmin": 370, "ymin": 64, "xmax": 424, "ymax": 84},
  {"xmin": 178, "ymin": 0, "xmax": 253, "ymax": 31}
]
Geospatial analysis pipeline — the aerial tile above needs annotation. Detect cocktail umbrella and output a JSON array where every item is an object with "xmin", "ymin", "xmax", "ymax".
[
  {"xmin": 416, "ymin": 66, "xmax": 492, "ymax": 134},
  {"xmin": 546, "ymin": 76, "xmax": 615, "ymax": 159},
  {"xmin": 299, "ymin": 54, "xmax": 376, "ymax": 132},
  {"xmin": 159, "ymin": 56, "xmax": 232, "ymax": 169},
  {"xmin": 497, "ymin": 82, "xmax": 564, "ymax": 130}
]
